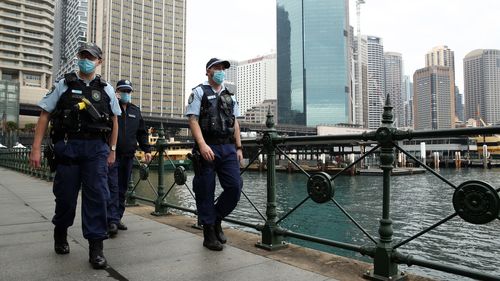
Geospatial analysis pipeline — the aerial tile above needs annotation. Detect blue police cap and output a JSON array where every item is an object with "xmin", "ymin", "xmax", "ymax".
[
  {"xmin": 116, "ymin": 79, "xmax": 133, "ymax": 91},
  {"xmin": 206, "ymin": 58, "xmax": 230, "ymax": 70},
  {"xmin": 78, "ymin": 42, "xmax": 102, "ymax": 59}
]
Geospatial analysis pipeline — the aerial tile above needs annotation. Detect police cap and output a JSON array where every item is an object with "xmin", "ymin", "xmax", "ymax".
[
  {"xmin": 116, "ymin": 79, "xmax": 133, "ymax": 92},
  {"xmin": 78, "ymin": 42, "xmax": 103, "ymax": 59},
  {"xmin": 206, "ymin": 58, "xmax": 230, "ymax": 70}
]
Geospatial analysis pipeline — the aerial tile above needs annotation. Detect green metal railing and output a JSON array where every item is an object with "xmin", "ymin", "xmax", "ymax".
[{"xmin": 1, "ymin": 97, "xmax": 499, "ymax": 281}]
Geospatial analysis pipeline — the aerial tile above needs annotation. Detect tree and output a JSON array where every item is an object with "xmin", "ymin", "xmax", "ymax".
[
  {"xmin": 23, "ymin": 123, "xmax": 36, "ymax": 132},
  {"xmin": 6, "ymin": 121, "xmax": 17, "ymax": 132}
]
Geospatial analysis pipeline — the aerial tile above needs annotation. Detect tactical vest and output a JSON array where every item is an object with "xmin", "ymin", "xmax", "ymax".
[
  {"xmin": 50, "ymin": 73, "xmax": 112, "ymax": 141},
  {"xmin": 197, "ymin": 84, "xmax": 236, "ymax": 142}
]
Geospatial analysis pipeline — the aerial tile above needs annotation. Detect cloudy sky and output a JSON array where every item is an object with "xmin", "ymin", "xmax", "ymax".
[{"xmin": 185, "ymin": 0, "xmax": 500, "ymax": 100}]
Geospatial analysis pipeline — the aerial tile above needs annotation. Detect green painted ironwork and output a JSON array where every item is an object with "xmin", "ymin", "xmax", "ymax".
[
  {"xmin": 1, "ymin": 103, "xmax": 500, "ymax": 281},
  {"xmin": 255, "ymin": 109, "xmax": 286, "ymax": 250},
  {"xmin": 151, "ymin": 125, "xmax": 169, "ymax": 216}
]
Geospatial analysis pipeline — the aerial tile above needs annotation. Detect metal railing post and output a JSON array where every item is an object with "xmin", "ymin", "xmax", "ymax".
[
  {"xmin": 256, "ymin": 109, "xmax": 286, "ymax": 250},
  {"xmin": 365, "ymin": 96, "xmax": 407, "ymax": 281},
  {"xmin": 152, "ymin": 125, "xmax": 169, "ymax": 216}
]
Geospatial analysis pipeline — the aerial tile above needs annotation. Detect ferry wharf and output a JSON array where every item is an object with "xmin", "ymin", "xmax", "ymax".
[{"xmin": 0, "ymin": 167, "xmax": 435, "ymax": 281}]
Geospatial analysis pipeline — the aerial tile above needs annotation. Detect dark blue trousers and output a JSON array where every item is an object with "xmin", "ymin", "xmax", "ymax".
[
  {"xmin": 107, "ymin": 156, "xmax": 134, "ymax": 224},
  {"xmin": 192, "ymin": 144, "xmax": 242, "ymax": 225},
  {"xmin": 52, "ymin": 139, "xmax": 110, "ymax": 240}
]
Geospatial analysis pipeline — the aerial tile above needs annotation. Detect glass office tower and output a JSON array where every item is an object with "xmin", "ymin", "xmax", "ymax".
[{"xmin": 277, "ymin": 0, "xmax": 350, "ymax": 126}]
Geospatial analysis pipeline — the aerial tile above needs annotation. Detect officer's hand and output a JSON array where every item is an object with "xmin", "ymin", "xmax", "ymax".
[
  {"xmin": 144, "ymin": 153, "xmax": 152, "ymax": 163},
  {"xmin": 108, "ymin": 151, "xmax": 116, "ymax": 166},
  {"xmin": 200, "ymin": 144, "xmax": 215, "ymax": 161},
  {"xmin": 236, "ymin": 149, "xmax": 243, "ymax": 164},
  {"xmin": 29, "ymin": 147, "xmax": 42, "ymax": 169}
]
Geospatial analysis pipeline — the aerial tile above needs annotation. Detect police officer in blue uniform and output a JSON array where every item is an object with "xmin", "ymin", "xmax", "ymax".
[
  {"xmin": 186, "ymin": 58, "xmax": 243, "ymax": 251},
  {"xmin": 107, "ymin": 79, "xmax": 151, "ymax": 236},
  {"xmin": 30, "ymin": 43, "xmax": 121, "ymax": 269}
]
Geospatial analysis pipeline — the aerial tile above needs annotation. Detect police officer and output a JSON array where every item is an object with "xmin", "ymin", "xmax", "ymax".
[
  {"xmin": 107, "ymin": 79, "xmax": 151, "ymax": 236},
  {"xmin": 186, "ymin": 58, "xmax": 243, "ymax": 251},
  {"xmin": 29, "ymin": 43, "xmax": 121, "ymax": 269}
]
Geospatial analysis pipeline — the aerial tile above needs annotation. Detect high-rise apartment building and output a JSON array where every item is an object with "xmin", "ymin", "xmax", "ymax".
[
  {"xmin": 277, "ymin": 0, "xmax": 350, "ymax": 126},
  {"xmin": 353, "ymin": 35, "xmax": 368, "ymax": 127},
  {"xmin": 413, "ymin": 66, "xmax": 455, "ymax": 130},
  {"xmin": 234, "ymin": 54, "xmax": 276, "ymax": 117},
  {"xmin": 53, "ymin": 0, "xmax": 89, "ymax": 79},
  {"xmin": 0, "ymin": 0, "xmax": 54, "ymax": 105},
  {"xmin": 425, "ymin": 45, "xmax": 455, "ymax": 74},
  {"xmin": 384, "ymin": 52, "xmax": 404, "ymax": 127},
  {"xmin": 463, "ymin": 49, "xmax": 500, "ymax": 125},
  {"xmin": 366, "ymin": 35, "xmax": 385, "ymax": 129},
  {"xmin": 88, "ymin": 0, "xmax": 186, "ymax": 118}
]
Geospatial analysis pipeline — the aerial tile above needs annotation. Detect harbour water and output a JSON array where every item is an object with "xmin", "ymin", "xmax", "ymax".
[{"xmin": 133, "ymin": 167, "xmax": 500, "ymax": 280}]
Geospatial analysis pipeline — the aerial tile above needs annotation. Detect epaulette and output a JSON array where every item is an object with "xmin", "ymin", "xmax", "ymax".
[
  {"xmin": 192, "ymin": 83, "xmax": 204, "ymax": 91},
  {"xmin": 95, "ymin": 74, "xmax": 108, "ymax": 86},
  {"xmin": 63, "ymin": 72, "xmax": 78, "ymax": 84}
]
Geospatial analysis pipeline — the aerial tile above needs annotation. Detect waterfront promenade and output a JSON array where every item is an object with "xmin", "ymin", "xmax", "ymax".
[{"xmin": 0, "ymin": 167, "xmax": 435, "ymax": 281}]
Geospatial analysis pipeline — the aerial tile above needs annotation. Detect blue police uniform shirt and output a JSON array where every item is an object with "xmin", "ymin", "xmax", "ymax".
[
  {"xmin": 185, "ymin": 81, "xmax": 240, "ymax": 117},
  {"xmin": 38, "ymin": 74, "xmax": 121, "ymax": 116}
]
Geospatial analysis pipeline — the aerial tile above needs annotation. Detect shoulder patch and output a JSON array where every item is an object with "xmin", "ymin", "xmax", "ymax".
[{"xmin": 188, "ymin": 93, "xmax": 194, "ymax": 104}]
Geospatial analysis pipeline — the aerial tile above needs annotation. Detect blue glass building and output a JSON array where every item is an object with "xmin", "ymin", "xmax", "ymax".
[{"xmin": 277, "ymin": 0, "xmax": 350, "ymax": 126}]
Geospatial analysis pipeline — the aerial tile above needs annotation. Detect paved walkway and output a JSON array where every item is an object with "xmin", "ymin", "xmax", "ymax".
[{"xmin": 0, "ymin": 167, "xmax": 339, "ymax": 281}]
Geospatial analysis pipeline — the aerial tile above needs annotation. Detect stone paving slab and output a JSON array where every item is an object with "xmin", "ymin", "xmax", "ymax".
[{"xmin": 0, "ymin": 167, "xmax": 334, "ymax": 281}]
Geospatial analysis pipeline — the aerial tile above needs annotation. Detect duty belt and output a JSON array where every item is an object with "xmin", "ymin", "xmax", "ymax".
[
  {"xmin": 204, "ymin": 136, "xmax": 234, "ymax": 145},
  {"xmin": 66, "ymin": 132, "xmax": 105, "ymax": 140}
]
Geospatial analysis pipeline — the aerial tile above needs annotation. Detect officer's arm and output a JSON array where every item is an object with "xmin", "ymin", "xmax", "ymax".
[
  {"xmin": 30, "ymin": 111, "xmax": 50, "ymax": 168},
  {"xmin": 234, "ymin": 119, "xmax": 243, "ymax": 162},
  {"xmin": 109, "ymin": 115, "xmax": 118, "ymax": 151},
  {"xmin": 188, "ymin": 115, "xmax": 206, "ymax": 148},
  {"xmin": 137, "ymin": 115, "xmax": 151, "ymax": 153}
]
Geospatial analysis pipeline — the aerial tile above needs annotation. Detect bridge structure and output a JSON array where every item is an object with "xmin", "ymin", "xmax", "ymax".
[{"xmin": 19, "ymin": 103, "xmax": 317, "ymax": 136}]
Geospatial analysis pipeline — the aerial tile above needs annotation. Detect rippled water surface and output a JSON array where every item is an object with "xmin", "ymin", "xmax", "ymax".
[{"xmin": 134, "ymin": 167, "xmax": 500, "ymax": 281}]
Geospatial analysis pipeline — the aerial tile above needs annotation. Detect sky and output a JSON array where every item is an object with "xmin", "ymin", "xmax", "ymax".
[{"xmin": 185, "ymin": 0, "xmax": 500, "ymax": 101}]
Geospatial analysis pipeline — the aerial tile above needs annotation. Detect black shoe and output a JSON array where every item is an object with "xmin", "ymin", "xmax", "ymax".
[
  {"xmin": 214, "ymin": 220, "xmax": 227, "ymax": 244},
  {"xmin": 117, "ymin": 221, "xmax": 128, "ymax": 230},
  {"xmin": 89, "ymin": 239, "xmax": 107, "ymax": 269},
  {"xmin": 108, "ymin": 223, "xmax": 118, "ymax": 237},
  {"xmin": 54, "ymin": 227, "xmax": 70, "ymax": 255},
  {"xmin": 203, "ymin": 225, "xmax": 223, "ymax": 251}
]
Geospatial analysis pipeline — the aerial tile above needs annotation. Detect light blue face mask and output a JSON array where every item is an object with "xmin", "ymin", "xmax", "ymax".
[
  {"xmin": 120, "ymin": 92, "xmax": 131, "ymax": 103},
  {"xmin": 212, "ymin": 70, "xmax": 225, "ymax": 85},
  {"xmin": 78, "ymin": 59, "xmax": 96, "ymax": 74}
]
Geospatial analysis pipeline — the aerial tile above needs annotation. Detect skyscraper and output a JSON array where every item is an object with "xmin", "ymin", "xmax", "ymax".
[
  {"xmin": 277, "ymin": 0, "xmax": 350, "ymax": 126},
  {"xmin": 88, "ymin": 0, "xmax": 186, "ymax": 118},
  {"xmin": 384, "ymin": 52, "xmax": 404, "ymax": 127},
  {"xmin": 425, "ymin": 45, "xmax": 459, "ymax": 121},
  {"xmin": 413, "ymin": 66, "xmax": 455, "ymax": 130},
  {"xmin": 463, "ymin": 49, "xmax": 500, "ymax": 125},
  {"xmin": 53, "ymin": 0, "xmax": 89, "ymax": 79},
  {"xmin": 402, "ymin": 75, "xmax": 413, "ymax": 128},
  {"xmin": 366, "ymin": 35, "xmax": 385, "ymax": 129},
  {"xmin": 0, "ymin": 0, "xmax": 54, "ymax": 105}
]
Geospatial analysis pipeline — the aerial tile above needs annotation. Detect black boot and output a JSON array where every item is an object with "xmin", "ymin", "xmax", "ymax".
[
  {"xmin": 54, "ymin": 227, "xmax": 70, "ymax": 255},
  {"xmin": 108, "ymin": 223, "xmax": 118, "ymax": 237},
  {"xmin": 88, "ymin": 239, "xmax": 107, "ymax": 269},
  {"xmin": 203, "ymin": 225, "xmax": 223, "ymax": 251},
  {"xmin": 214, "ymin": 219, "xmax": 227, "ymax": 244}
]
